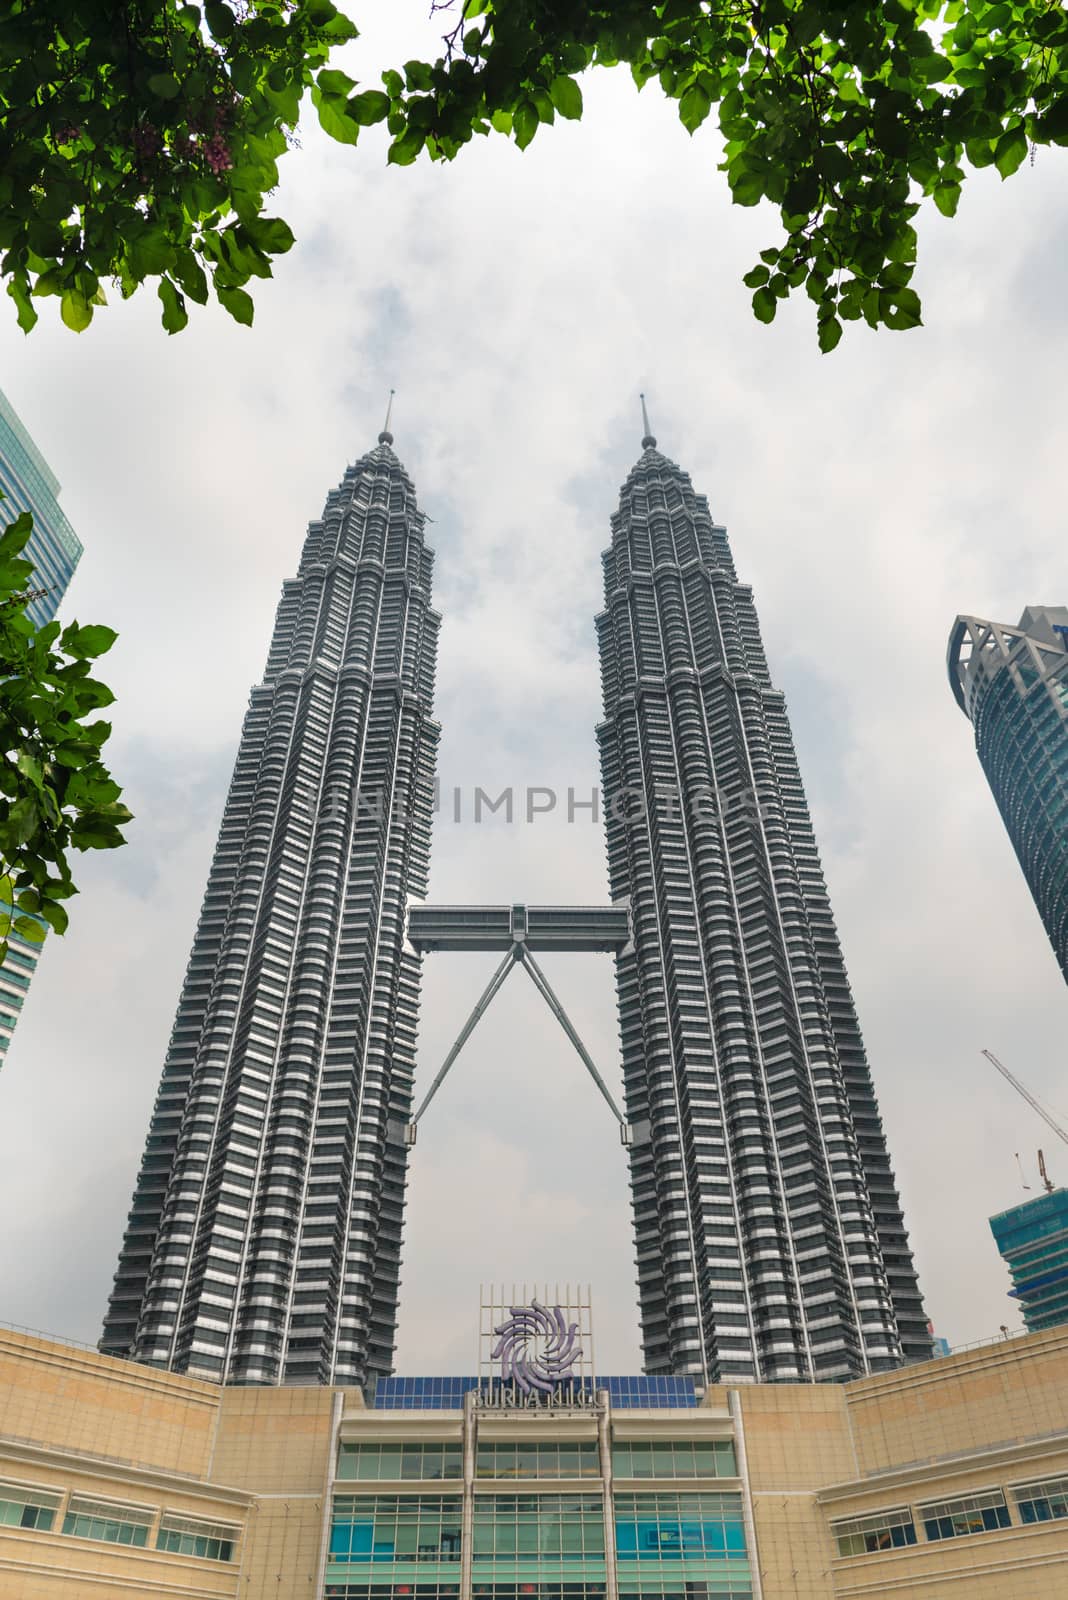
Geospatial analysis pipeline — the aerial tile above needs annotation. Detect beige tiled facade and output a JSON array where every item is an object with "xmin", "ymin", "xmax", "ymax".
[{"xmin": 0, "ymin": 1325, "xmax": 1067, "ymax": 1598}]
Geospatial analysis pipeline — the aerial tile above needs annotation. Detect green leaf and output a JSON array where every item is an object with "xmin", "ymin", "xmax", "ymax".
[
  {"xmin": 752, "ymin": 286, "xmax": 777, "ymax": 324},
  {"xmin": 994, "ymin": 125, "xmax": 1028, "ymax": 179},
  {"xmin": 6, "ymin": 797, "xmax": 38, "ymax": 843},
  {"xmin": 513, "ymin": 100, "xmax": 539, "ymax": 150},
  {"xmin": 60, "ymin": 290, "xmax": 92, "ymax": 332},
  {"xmin": 38, "ymin": 900, "xmax": 69, "ymax": 935},
  {"xmin": 205, "ymin": 0, "xmax": 235, "ymax": 36},
  {"xmin": 70, "ymin": 818, "xmax": 128, "ymax": 850},
  {"xmin": 0, "ymin": 512, "xmax": 34, "ymax": 560},
  {"xmin": 549, "ymin": 76, "xmax": 583, "ymax": 120},
  {"xmin": 54, "ymin": 743, "xmax": 93, "ymax": 769},
  {"xmin": 742, "ymin": 265, "xmax": 770, "ymax": 289},
  {"xmin": 13, "ymin": 915, "xmax": 46, "ymax": 944},
  {"xmin": 314, "ymin": 90, "xmax": 362, "ymax": 146},
  {"xmin": 242, "ymin": 217, "xmax": 296, "ymax": 255},
  {"xmin": 350, "ymin": 91, "xmax": 391, "ymax": 126},
  {"xmin": 933, "ymin": 181, "xmax": 960, "ymax": 217},
  {"xmin": 147, "ymin": 73, "xmax": 180, "ymax": 100},
  {"xmin": 158, "ymin": 278, "xmax": 189, "ymax": 335},
  {"xmin": 317, "ymin": 68, "xmax": 356, "ymax": 97},
  {"xmin": 883, "ymin": 288, "xmax": 923, "ymax": 330},
  {"xmin": 817, "ymin": 316, "xmax": 843, "ymax": 354},
  {"xmin": 217, "ymin": 285, "xmax": 255, "ymax": 325},
  {"xmin": 7, "ymin": 278, "xmax": 38, "ymax": 334},
  {"xmin": 387, "ymin": 127, "xmax": 426, "ymax": 166},
  {"xmin": 679, "ymin": 83, "xmax": 712, "ymax": 134},
  {"xmin": 61, "ymin": 624, "xmax": 118, "ymax": 659},
  {"xmin": 15, "ymin": 751, "xmax": 43, "ymax": 791}
]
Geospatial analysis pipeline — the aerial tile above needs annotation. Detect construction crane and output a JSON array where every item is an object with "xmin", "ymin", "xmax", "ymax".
[
  {"xmin": 1039, "ymin": 1149, "xmax": 1055, "ymax": 1195},
  {"xmin": 982, "ymin": 1049, "xmax": 1068, "ymax": 1150}
]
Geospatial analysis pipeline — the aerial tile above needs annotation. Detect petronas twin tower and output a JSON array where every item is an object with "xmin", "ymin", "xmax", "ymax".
[{"xmin": 101, "ymin": 411, "xmax": 930, "ymax": 1388}]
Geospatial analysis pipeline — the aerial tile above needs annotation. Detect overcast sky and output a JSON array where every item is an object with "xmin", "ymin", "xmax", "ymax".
[{"xmin": 0, "ymin": 4, "xmax": 1066, "ymax": 1376}]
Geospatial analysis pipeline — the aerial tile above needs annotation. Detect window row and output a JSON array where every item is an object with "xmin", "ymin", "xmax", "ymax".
[
  {"xmin": 329, "ymin": 1495, "xmax": 748, "ymax": 1567},
  {"xmin": 830, "ymin": 1476, "xmax": 1068, "ymax": 1559},
  {"xmin": 613, "ymin": 1443, "xmax": 737, "ymax": 1481},
  {"xmin": 336, "ymin": 1440, "xmax": 735, "ymax": 1483},
  {"xmin": 0, "ymin": 1482, "xmax": 237, "ymax": 1563},
  {"xmin": 324, "ymin": 1587, "xmax": 751, "ymax": 1600},
  {"xmin": 339, "ymin": 1444, "xmax": 462, "ymax": 1482}
]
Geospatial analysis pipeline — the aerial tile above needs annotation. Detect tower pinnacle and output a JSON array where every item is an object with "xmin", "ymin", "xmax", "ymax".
[
  {"xmin": 379, "ymin": 388, "xmax": 395, "ymax": 446},
  {"xmin": 640, "ymin": 392, "xmax": 657, "ymax": 450}
]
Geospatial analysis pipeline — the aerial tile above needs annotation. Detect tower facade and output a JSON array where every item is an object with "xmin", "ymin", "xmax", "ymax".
[
  {"xmin": 949, "ymin": 607, "xmax": 1068, "ymax": 984},
  {"xmin": 596, "ymin": 425, "xmax": 930, "ymax": 1383},
  {"xmin": 101, "ymin": 430, "xmax": 440, "ymax": 1386}
]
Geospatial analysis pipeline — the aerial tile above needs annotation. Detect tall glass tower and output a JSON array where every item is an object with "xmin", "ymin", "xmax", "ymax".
[
  {"xmin": 596, "ymin": 418, "xmax": 930, "ymax": 1383},
  {"xmin": 0, "ymin": 385, "xmax": 85, "ymax": 1068},
  {"xmin": 949, "ymin": 607, "xmax": 1068, "ymax": 984},
  {"xmin": 101, "ymin": 425, "xmax": 440, "ymax": 1386},
  {"xmin": 0, "ymin": 384, "xmax": 83, "ymax": 626}
]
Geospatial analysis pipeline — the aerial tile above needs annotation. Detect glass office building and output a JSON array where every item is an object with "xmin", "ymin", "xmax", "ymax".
[
  {"xmin": 990, "ymin": 1188, "xmax": 1068, "ymax": 1333},
  {"xmin": 0, "ymin": 386, "xmax": 84, "ymax": 1069},
  {"xmin": 596, "ymin": 423, "xmax": 930, "ymax": 1383},
  {"xmin": 0, "ymin": 385, "xmax": 83, "ymax": 626},
  {"xmin": 949, "ymin": 607, "xmax": 1068, "ymax": 984}
]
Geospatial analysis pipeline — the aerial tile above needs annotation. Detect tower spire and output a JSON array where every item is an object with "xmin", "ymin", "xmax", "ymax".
[
  {"xmin": 640, "ymin": 392, "xmax": 656, "ymax": 450},
  {"xmin": 379, "ymin": 389, "xmax": 395, "ymax": 446}
]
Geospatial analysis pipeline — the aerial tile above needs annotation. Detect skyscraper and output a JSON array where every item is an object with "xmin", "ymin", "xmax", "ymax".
[
  {"xmin": 0, "ymin": 384, "xmax": 83, "ymax": 626},
  {"xmin": 991, "ymin": 1187, "xmax": 1068, "ymax": 1334},
  {"xmin": 101, "ymin": 424, "xmax": 440, "ymax": 1386},
  {"xmin": 0, "ymin": 385, "xmax": 85, "ymax": 1067},
  {"xmin": 948, "ymin": 607, "xmax": 1068, "ymax": 984},
  {"xmin": 595, "ymin": 416, "xmax": 930, "ymax": 1382}
]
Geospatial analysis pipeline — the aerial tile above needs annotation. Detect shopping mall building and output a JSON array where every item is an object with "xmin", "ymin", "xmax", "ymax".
[{"xmin": 2, "ymin": 1311, "xmax": 1068, "ymax": 1600}]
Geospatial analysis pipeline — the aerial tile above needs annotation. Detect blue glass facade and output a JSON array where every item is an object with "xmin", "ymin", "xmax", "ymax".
[
  {"xmin": 949, "ymin": 608, "xmax": 1068, "ymax": 984},
  {"xmin": 0, "ymin": 385, "xmax": 83, "ymax": 627},
  {"xmin": 371, "ymin": 1378, "xmax": 698, "ymax": 1411},
  {"xmin": 990, "ymin": 1189, "xmax": 1068, "ymax": 1332}
]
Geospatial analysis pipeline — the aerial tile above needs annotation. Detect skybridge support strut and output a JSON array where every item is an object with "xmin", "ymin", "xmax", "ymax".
[{"xmin": 404, "ymin": 902, "xmax": 634, "ymax": 1147}]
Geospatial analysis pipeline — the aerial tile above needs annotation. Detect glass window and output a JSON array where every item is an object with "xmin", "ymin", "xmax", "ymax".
[
  {"xmin": 614, "ymin": 1492, "xmax": 747, "ymax": 1562},
  {"xmin": 339, "ymin": 1444, "xmax": 463, "ymax": 1482},
  {"xmin": 324, "ymin": 1588, "xmax": 462, "ymax": 1600},
  {"xmin": 471, "ymin": 1494, "xmax": 605, "ymax": 1567},
  {"xmin": 830, "ymin": 1507, "xmax": 917, "ymax": 1557},
  {"xmin": 322, "ymin": 1589, "xmax": 609, "ymax": 1600},
  {"xmin": 477, "ymin": 1442, "xmax": 600, "ymax": 1480},
  {"xmin": 1013, "ymin": 1476, "xmax": 1068, "ymax": 1525},
  {"xmin": 920, "ymin": 1490, "xmax": 1011, "ymax": 1542},
  {"xmin": 0, "ymin": 1480, "xmax": 61, "ymax": 1532},
  {"xmin": 330, "ymin": 1496, "xmax": 463, "ymax": 1563},
  {"xmin": 63, "ymin": 1495, "xmax": 154, "ymax": 1547},
  {"xmin": 611, "ymin": 1442, "xmax": 737, "ymax": 1480},
  {"xmin": 157, "ymin": 1512, "xmax": 238, "ymax": 1561}
]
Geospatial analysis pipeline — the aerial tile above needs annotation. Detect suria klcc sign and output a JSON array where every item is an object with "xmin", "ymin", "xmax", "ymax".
[
  {"xmin": 479, "ymin": 1286, "xmax": 594, "ymax": 1405},
  {"xmin": 492, "ymin": 1301, "xmax": 583, "ymax": 1395}
]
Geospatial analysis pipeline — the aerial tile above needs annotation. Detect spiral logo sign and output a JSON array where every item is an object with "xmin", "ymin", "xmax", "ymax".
[{"xmin": 491, "ymin": 1300, "xmax": 583, "ymax": 1395}]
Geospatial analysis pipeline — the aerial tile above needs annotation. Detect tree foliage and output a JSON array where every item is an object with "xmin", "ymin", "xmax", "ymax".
[
  {"xmin": 3, "ymin": 0, "xmax": 1067, "ymax": 345},
  {"xmin": 0, "ymin": 0, "xmax": 356, "ymax": 332},
  {"xmin": 0, "ymin": 506, "xmax": 131, "ymax": 963}
]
